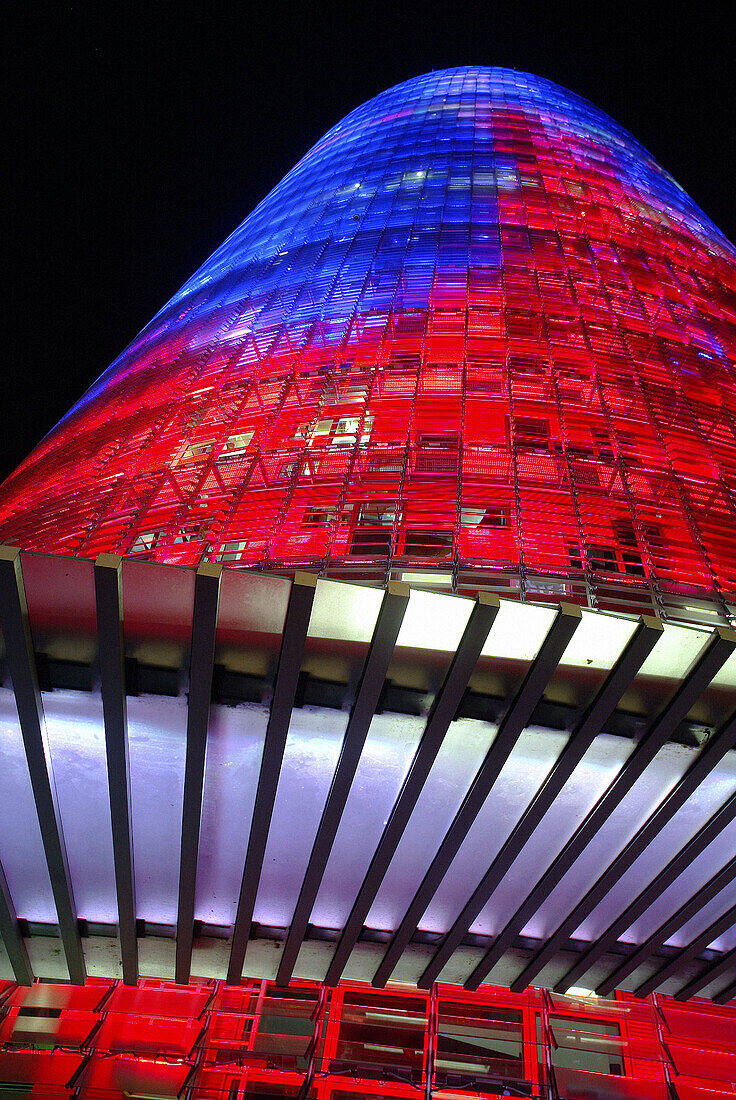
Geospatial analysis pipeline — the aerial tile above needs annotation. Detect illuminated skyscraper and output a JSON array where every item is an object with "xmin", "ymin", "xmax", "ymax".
[
  {"xmin": 1, "ymin": 68, "xmax": 735, "ymax": 625},
  {"xmin": 0, "ymin": 68, "xmax": 735, "ymax": 1098}
]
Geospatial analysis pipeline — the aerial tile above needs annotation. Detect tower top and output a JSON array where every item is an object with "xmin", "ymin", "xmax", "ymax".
[{"xmin": 1, "ymin": 69, "xmax": 735, "ymax": 625}]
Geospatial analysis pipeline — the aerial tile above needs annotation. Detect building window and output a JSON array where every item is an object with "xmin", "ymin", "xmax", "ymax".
[
  {"xmin": 333, "ymin": 991, "xmax": 426, "ymax": 1080},
  {"xmin": 436, "ymin": 1000, "xmax": 524, "ymax": 1084},
  {"xmin": 218, "ymin": 431, "xmax": 254, "ymax": 460},
  {"xmin": 303, "ymin": 507, "xmax": 337, "ymax": 527},
  {"xmin": 348, "ymin": 504, "xmax": 398, "ymax": 556},
  {"xmin": 403, "ymin": 530, "xmax": 454, "ymax": 558},
  {"xmin": 461, "ymin": 506, "xmax": 509, "ymax": 528},
  {"xmin": 588, "ymin": 545, "xmax": 618, "ymax": 573},
  {"xmin": 546, "ymin": 1015, "xmax": 624, "ymax": 1076},
  {"xmin": 512, "ymin": 416, "xmax": 550, "ymax": 449},
  {"xmin": 213, "ymin": 540, "xmax": 248, "ymax": 562},
  {"xmin": 180, "ymin": 440, "xmax": 213, "ymax": 461},
  {"xmin": 129, "ymin": 530, "xmax": 164, "ymax": 553}
]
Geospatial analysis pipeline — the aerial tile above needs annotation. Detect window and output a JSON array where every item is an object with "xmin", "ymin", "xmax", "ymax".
[
  {"xmin": 436, "ymin": 1000, "xmax": 524, "ymax": 1084},
  {"xmin": 349, "ymin": 528, "xmax": 393, "ymax": 556},
  {"xmin": 304, "ymin": 507, "xmax": 337, "ymax": 527},
  {"xmin": 546, "ymin": 1015, "xmax": 624, "ymax": 1076},
  {"xmin": 213, "ymin": 540, "xmax": 248, "ymax": 563},
  {"xmin": 129, "ymin": 530, "xmax": 163, "ymax": 553},
  {"xmin": 181, "ymin": 440, "xmax": 213, "ymax": 461},
  {"xmin": 219, "ymin": 431, "xmax": 254, "ymax": 459},
  {"xmin": 512, "ymin": 416, "xmax": 550, "ymax": 448},
  {"xmin": 348, "ymin": 504, "xmax": 398, "ymax": 556},
  {"xmin": 253, "ymin": 987, "xmax": 318, "ymax": 1072},
  {"xmin": 356, "ymin": 504, "xmax": 398, "ymax": 526},
  {"xmin": 333, "ymin": 992, "xmax": 426, "ymax": 1080},
  {"xmin": 403, "ymin": 530, "xmax": 454, "ymax": 558},
  {"xmin": 569, "ymin": 541, "xmax": 645, "ymax": 576},
  {"xmin": 588, "ymin": 545, "xmax": 618, "ymax": 573},
  {"xmin": 334, "ymin": 416, "xmax": 373, "ymax": 446},
  {"xmin": 307, "ymin": 416, "xmax": 373, "ymax": 448},
  {"xmin": 613, "ymin": 519, "xmax": 648, "ymax": 576},
  {"xmin": 461, "ymin": 506, "xmax": 509, "ymax": 528}
]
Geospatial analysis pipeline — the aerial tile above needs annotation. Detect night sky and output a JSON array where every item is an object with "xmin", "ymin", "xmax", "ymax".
[{"xmin": 6, "ymin": 4, "xmax": 735, "ymax": 483}]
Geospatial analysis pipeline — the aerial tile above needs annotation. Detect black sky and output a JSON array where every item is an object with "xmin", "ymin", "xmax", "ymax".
[{"xmin": 6, "ymin": 3, "xmax": 736, "ymax": 482}]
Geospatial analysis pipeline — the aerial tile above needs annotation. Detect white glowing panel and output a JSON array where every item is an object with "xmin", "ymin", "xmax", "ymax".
[
  {"xmin": 396, "ymin": 589, "xmax": 474, "ymax": 652},
  {"xmin": 253, "ymin": 708, "xmax": 346, "ymax": 928},
  {"xmin": 42, "ymin": 692, "xmax": 116, "ymax": 923},
  {"xmin": 366, "ymin": 718, "xmax": 497, "ymax": 932},
  {"xmin": 307, "ymin": 578, "xmax": 384, "ymax": 644},
  {"xmin": 518, "ymin": 742, "xmax": 693, "ymax": 941},
  {"xmin": 420, "ymin": 726, "xmax": 577, "ymax": 935},
  {"xmin": 195, "ymin": 703, "xmax": 268, "ymax": 926},
  {"xmin": 310, "ymin": 713, "xmax": 426, "ymax": 929},
  {"xmin": 0, "ymin": 690, "xmax": 56, "ymax": 922},
  {"xmin": 128, "ymin": 695, "xmax": 187, "ymax": 925},
  {"xmin": 579, "ymin": 753, "xmax": 736, "ymax": 942},
  {"xmin": 481, "ymin": 599, "xmax": 558, "ymax": 662}
]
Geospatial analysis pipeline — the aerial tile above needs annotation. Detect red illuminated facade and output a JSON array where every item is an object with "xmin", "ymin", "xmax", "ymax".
[
  {"xmin": 1, "ymin": 976, "xmax": 736, "ymax": 1099},
  {"xmin": 1, "ymin": 69, "xmax": 735, "ymax": 623},
  {"xmin": 2, "ymin": 67, "xmax": 736, "ymax": 1099}
]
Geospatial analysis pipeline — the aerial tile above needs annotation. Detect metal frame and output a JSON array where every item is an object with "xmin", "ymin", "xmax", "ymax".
[
  {"xmin": 227, "ymin": 572, "xmax": 318, "ymax": 985},
  {"xmin": 713, "ymin": 969, "xmax": 736, "ymax": 1005},
  {"xmin": 418, "ymin": 625, "xmax": 735, "ymax": 990},
  {"xmin": 513, "ymin": 709, "xmax": 736, "ymax": 992},
  {"xmin": 371, "ymin": 602, "xmax": 584, "ymax": 987},
  {"xmin": 176, "ymin": 563, "xmax": 224, "ymax": 984},
  {"xmin": 635, "ymin": 904, "xmax": 736, "ymax": 999},
  {"xmin": 410, "ymin": 615, "xmax": 663, "ymax": 988},
  {"xmin": 599, "ymin": 847, "xmax": 736, "ymax": 996},
  {"xmin": 323, "ymin": 593, "xmax": 501, "ymax": 985},
  {"xmin": 276, "ymin": 581, "xmax": 411, "ymax": 985},
  {"xmin": 0, "ymin": 546, "xmax": 734, "ymax": 997},
  {"xmin": 94, "ymin": 554, "xmax": 138, "ymax": 985},
  {"xmin": 0, "ymin": 858, "xmax": 32, "ymax": 985},
  {"xmin": 0, "ymin": 546, "xmax": 86, "ymax": 984}
]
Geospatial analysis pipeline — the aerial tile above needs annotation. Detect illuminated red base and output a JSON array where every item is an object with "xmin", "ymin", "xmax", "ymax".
[{"xmin": 0, "ymin": 975, "xmax": 734, "ymax": 1098}]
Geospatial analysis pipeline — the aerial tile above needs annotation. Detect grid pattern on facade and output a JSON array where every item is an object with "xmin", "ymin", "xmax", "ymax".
[
  {"xmin": 0, "ymin": 977, "xmax": 735, "ymax": 1100},
  {"xmin": 2, "ymin": 68, "xmax": 736, "ymax": 622}
]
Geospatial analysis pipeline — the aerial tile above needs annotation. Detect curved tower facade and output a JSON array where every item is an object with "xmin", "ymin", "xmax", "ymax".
[
  {"xmin": 2, "ymin": 70, "xmax": 736, "ymax": 1094},
  {"xmin": 2, "ymin": 67, "xmax": 736, "ymax": 622}
]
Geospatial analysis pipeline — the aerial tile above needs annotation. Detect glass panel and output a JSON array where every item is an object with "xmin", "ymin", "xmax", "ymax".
[
  {"xmin": 105, "ymin": 979, "xmax": 211, "ymax": 1018},
  {"xmin": 209, "ymin": 984, "xmax": 319, "ymax": 1073},
  {"xmin": 328, "ymin": 991, "xmax": 427, "ymax": 1083},
  {"xmin": 0, "ymin": 1049, "xmax": 83, "ymax": 1087},
  {"xmin": 8, "ymin": 980, "xmax": 111, "ymax": 1012},
  {"xmin": 77, "ymin": 1052, "xmax": 190, "ymax": 1097},
  {"xmin": 436, "ymin": 999, "xmax": 525, "ymax": 1083},
  {"xmin": 548, "ymin": 1015, "xmax": 624, "ymax": 1075},
  {"xmin": 122, "ymin": 560, "xmax": 197, "ymax": 926},
  {"xmin": 94, "ymin": 1014, "xmax": 203, "ymax": 1056}
]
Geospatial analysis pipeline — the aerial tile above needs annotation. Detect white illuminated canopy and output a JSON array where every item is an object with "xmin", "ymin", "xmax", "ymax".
[{"xmin": 0, "ymin": 547, "xmax": 734, "ymax": 1003}]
